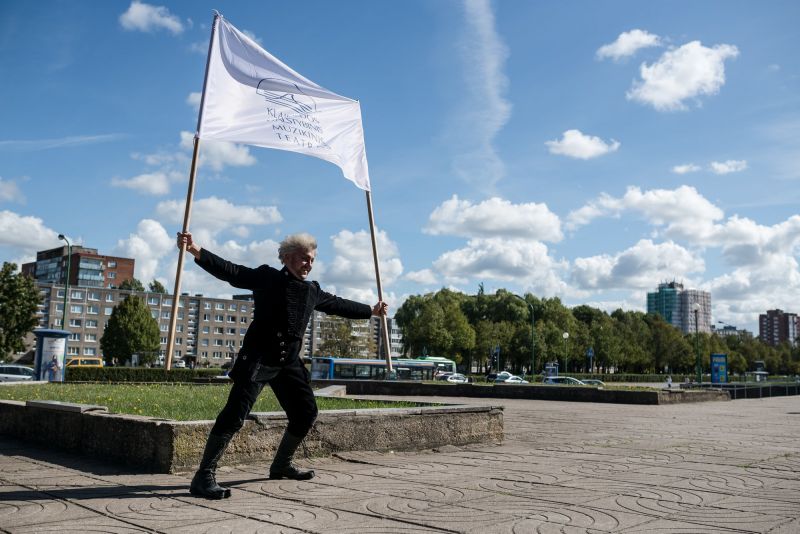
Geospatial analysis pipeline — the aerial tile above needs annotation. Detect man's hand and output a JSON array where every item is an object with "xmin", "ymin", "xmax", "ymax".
[
  {"xmin": 177, "ymin": 232, "xmax": 202, "ymax": 259},
  {"xmin": 372, "ymin": 301, "xmax": 389, "ymax": 316}
]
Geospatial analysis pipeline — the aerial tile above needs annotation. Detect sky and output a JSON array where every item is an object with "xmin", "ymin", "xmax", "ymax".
[{"xmin": 1, "ymin": 0, "xmax": 799, "ymax": 333}]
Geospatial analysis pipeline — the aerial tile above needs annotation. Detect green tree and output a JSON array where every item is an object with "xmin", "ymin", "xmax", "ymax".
[
  {"xmin": 119, "ymin": 278, "xmax": 145, "ymax": 291},
  {"xmin": 148, "ymin": 279, "xmax": 167, "ymax": 293},
  {"xmin": 100, "ymin": 295, "xmax": 160, "ymax": 366},
  {"xmin": 0, "ymin": 263, "xmax": 39, "ymax": 360},
  {"xmin": 318, "ymin": 316, "xmax": 373, "ymax": 358}
]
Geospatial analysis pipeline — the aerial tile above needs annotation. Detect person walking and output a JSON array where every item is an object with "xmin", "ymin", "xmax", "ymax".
[{"xmin": 177, "ymin": 231, "xmax": 388, "ymax": 499}]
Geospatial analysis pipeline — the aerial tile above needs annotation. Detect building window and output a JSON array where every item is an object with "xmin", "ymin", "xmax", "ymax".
[
  {"xmin": 216, "ymin": 303, "xmax": 224, "ymax": 310},
  {"xmin": 240, "ymin": 305, "xmax": 248, "ymax": 313},
  {"xmin": 204, "ymin": 302, "xmax": 211, "ymax": 309},
  {"xmin": 214, "ymin": 327, "xmax": 223, "ymax": 334},
  {"xmin": 57, "ymin": 289, "xmax": 65, "ymax": 298},
  {"xmin": 88, "ymin": 292, "xmax": 100, "ymax": 301},
  {"xmin": 108, "ymin": 272, "xmax": 116, "ymax": 279},
  {"xmin": 240, "ymin": 317, "xmax": 248, "ymax": 324},
  {"xmin": 71, "ymin": 290, "xmax": 84, "ymax": 300},
  {"xmin": 69, "ymin": 318, "xmax": 82, "ymax": 327},
  {"xmin": 202, "ymin": 326, "xmax": 210, "ymax": 334},
  {"xmin": 83, "ymin": 347, "xmax": 96, "ymax": 356},
  {"xmin": 70, "ymin": 305, "xmax": 83, "ymax": 314},
  {"xmin": 176, "ymin": 325, "xmax": 184, "ymax": 333},
  {"xmin": 240, "ymin": 328, "xmax": 247, "ymax": 336},
  {"xmin": 215, "ymin": 314, "xmax": 223, "ymax": 322},
  {"xmin": 55, "ymin": 303, "xmax": 64, "ymax": 312},
  {"xmin": 148, "ymin": 297, "xmax": 160, "ymax": 305},
  {"xmin": 201, "ymin": 339, "xmax": 209, "ymax": 347},
  {"xmin": 227, "ymin": 327, "xmax": 236, "ymax": 335},
  {"xmin": 86, "ymin": 319, "xmax": 98, "ymax": 328},
  {"xmin": 106, "ymin": 294, "xmax": 114, "ymax": 302},
  {"xmin": 69, "ymin": 333, "xmax": 81, "ymax": 341},
  {"xmin": 53, "ymin": 318, "xmax": 63, "ymax": 327},
  {"xmin": 68, "ymin": 346, "xmax": 80, "ymax": 356},
  {"xmin": 85, "ymin": 333, "xmax": 97, "ymax": 342},
  {"xmin": 228, "ymin": 303, "xmax": 237, "ymax": 311},
  {"xmin": 176, "ymin": 337, "xmax": 182, "ymax": 345},
  {"xmin": 104, "ymin": 307, "xmax": 113, "ymax": 315},
  {"xmin": 161, "ymin": 311, "xmax": 170, "ymax": 319},
  {"xmin": 160, "ymin": 337, "xmax": 167, "ymax": 344},
  {"xmin": 108, "ymin": 260, "xmax": 117, "ymax": 268},
  {"xmin": 87, "ymin": 305, "xmax": 99, "ymax": 315},
  {"xmin": 151, "ymin": 310, "xmax": 158, "ymax": 319},
  {"xmin": 214, "ymin": 339, "xmax": 223, "ymax": 346},
  {"xmin": 160, "ymin": 323, "xmax": 168, "ymax": 331},
  {"xmin": 203, "ymin": 313, "xmax": 210, "ymax": 321},
  {"xmin": 212, "ymin": 351, "xmax": 223, "ymax": 359}
]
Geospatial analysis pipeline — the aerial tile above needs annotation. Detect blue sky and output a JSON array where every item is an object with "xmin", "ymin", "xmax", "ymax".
[{"xmin": 1, "ymin": 0, "xmax": 799, "ymax": 332}]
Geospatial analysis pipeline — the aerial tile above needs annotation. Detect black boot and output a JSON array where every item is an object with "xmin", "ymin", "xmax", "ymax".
[
  {"xmin": 190, "ymin": 434, "xmax": 232, "ymax": 499},
  {"xmin": 269, "ymin": 431, "xmax": 314, "ymax": 480}
]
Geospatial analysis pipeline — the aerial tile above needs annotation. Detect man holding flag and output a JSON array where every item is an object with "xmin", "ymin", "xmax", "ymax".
[{"xmin": 180, "ymin": 231, "xmax": 388, "ymax": 499}]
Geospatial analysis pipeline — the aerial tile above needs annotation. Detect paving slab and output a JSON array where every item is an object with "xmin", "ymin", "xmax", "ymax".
[{"xmin": 1, "ymin": 395, "xmax": 798, "ymax": 533}]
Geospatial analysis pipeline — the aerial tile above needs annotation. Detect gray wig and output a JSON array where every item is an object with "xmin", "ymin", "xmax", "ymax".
[{"xmin": 278, "ymin": 233, "xmax": 317, "ymax": 264}]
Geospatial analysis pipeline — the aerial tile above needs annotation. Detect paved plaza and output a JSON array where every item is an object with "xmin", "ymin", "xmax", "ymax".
[{"xmin": 1, "ymin": 394, "xmax": 798, "ymax": 533}]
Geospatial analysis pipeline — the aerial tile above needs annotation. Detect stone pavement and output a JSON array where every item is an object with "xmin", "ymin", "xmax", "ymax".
[{"xmin": 1, "ymin": 395, "xmax": 798, "ymax": 533}]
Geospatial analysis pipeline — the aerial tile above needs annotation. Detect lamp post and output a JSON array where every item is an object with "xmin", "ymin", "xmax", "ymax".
[
  {"xmin": 693, "ymin": 302, "xmax": 702, "ymax": 384},
  {"xmin": 58, "ymin": 234, "xmax": 71, "ymax": 329},
  {"xmin": 562, "ymin": 331, "xmax": 569, "ymax": 374},
  {"xmin": 513, "ymin": 294, "xmax": 535, "ymax": 379}
]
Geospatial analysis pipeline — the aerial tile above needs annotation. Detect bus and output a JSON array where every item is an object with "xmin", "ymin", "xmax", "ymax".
[
  {"xmin": 310, "ymin": 356, "xmax": 436, "ymax": 381},
  {"xmin": 408, "ymin": 356, "xmax": 456, "ymax": 374}
]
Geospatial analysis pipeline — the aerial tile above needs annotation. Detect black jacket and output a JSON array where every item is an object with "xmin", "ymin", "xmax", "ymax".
[{"xmin": 195, "ymin": 249, "xmax": 371, "ymax": 376}]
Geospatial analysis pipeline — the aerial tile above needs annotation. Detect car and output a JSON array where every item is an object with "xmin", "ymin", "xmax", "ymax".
[
  {"xmin": 543, "ymin": 376, "xmax": 586, "ymax": 385},
  {"xmin": 446, "ymin": 373, "xmax": 469, "ymax": 384},
  {"xmin": 503, "ymin": 375, "xmax": 529, "ymax": 384},
  {"xmin": 66, "ymin": 357, "xmax": 103, "ymax": 368},
  {"xmin": 435, "ymin": 372, "xmax": 454, "ymax": 381},
  {"xmin": 0, "ymin": 364, "xmax": 36, "ymax": 382},
  {"xmin": 173, "ymin": 360, "xmax": 187, "ymax": 369},
  {"xmin": 581, "ymin": 379, "xmax": 605, "ymax": 386},
  {"xmin": 487, "ymin": 371, "xmax": 512, "ymax": 383}
]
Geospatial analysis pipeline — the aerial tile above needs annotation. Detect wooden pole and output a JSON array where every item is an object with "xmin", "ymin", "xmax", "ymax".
[
  {"xmin": 365, "ymin": 190, "xmax": 393, "ymax": 374},
  {"xmin": 165, "ymin": 12, "xmax": 218, "ymax": 370}
]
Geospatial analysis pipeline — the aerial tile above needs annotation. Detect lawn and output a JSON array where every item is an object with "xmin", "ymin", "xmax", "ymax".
[{"xmin": 0, "ymin": 383, "xmax": 424, "ymax": 421}]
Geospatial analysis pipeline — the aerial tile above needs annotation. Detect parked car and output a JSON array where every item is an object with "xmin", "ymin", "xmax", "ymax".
[
  {"xmin": 435, "ymin": 372, "xmax": 454, "ymax": 381},
  {"xmin": 487, "ymin": 371, "xmax": 512, "ymax": 383},
  {"xmin": 173, "ymin": 360, "xmax": 187, "ymax": 369},
  {"xmin": 446, "ymin": 373, "xmax": 469, "ymax": 384},
  {"xmin": 543, "ymin": 376, "xmax": 586, "ymax": 385},
  {"xmin": 503, "ymin": 375, "xmax": 529, "ymax": 384},
  {"xmin": 581, "ymin": 379, "xmax": 605, "ymax": 386},
  {"xmin": 0, "ymin": 364, "xmax": 36, "ymax": 382},
  {"xmin": 66, "ymin": 357, "xmax": 103, "ymax": 368}
]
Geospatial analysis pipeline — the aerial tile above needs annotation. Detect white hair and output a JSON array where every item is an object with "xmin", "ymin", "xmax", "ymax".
[{"xmin": 278, "ymin": 233, "xmax": 317, "ymax": 264}]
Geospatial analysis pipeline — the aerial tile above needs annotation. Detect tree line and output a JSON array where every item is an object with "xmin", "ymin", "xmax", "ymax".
[{"xmin": 395, "ymin": 286, "xmax": 800, "ymax": 376}]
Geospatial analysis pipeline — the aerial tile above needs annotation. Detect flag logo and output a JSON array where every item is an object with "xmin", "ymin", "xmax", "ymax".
[{"xmin": 256, "ymin": 78, "xmax": 316, "ymax": 115}]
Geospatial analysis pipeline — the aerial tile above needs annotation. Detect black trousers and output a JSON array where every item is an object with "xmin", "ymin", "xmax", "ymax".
[{"xmin": 210, "ymin": 357, "xmax": 318, "ymax": 441}]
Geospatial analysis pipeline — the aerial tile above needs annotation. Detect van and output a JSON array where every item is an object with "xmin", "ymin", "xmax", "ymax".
[{"xmin": 65, "ymin": 357, "xmax": 104, "ymax": 368}]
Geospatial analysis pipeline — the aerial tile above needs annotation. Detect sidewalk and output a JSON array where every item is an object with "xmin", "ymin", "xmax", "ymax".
[{"xmin": 1, "ymin": 395, "xmax": 798, "ymax": 533}]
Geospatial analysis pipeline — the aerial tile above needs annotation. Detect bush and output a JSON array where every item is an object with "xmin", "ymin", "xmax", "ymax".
[{"xmin": 65, "ymin": 366, "xmax": 223, "ymax": 383}]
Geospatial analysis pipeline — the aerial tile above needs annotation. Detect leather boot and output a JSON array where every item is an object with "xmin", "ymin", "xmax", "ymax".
[
  {"xmin": 190, "ymin": 434, "xmax": 232, "ymax": 499},
  {"xmin": 269, "ymin": 430, "xmax": 314, "ymax": 480}
]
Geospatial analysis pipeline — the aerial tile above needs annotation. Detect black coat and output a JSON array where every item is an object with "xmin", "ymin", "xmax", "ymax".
[{"xmin": 195, "ymin": 249, "xmax": 372, "ymax": 377}]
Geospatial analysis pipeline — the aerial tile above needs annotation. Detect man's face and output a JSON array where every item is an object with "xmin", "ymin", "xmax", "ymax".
[{"xmin": 285, "ymin": 249, "xmax": 316, "ymax": 280}]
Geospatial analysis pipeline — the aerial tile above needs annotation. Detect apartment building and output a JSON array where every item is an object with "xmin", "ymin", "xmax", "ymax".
[
  {"xmin": 759, "ymin": 309, "xmax": 799, "ymax": 347},
  {"xmin": 22, "ymin": 245, "xmax": 134, "ymax": 289},
  {"xmin": 646, "ymin": 281, "xmax": 712, "ymax": 334}
]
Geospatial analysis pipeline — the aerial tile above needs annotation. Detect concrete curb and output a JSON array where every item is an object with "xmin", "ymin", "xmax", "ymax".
[{"xmin": 0, "ymin": 399, "xmax": 503, "ymax": 474}]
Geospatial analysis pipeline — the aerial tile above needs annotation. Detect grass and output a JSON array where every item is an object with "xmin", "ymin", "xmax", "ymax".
[{"xmin": 0, "ymin": 383, "xmax": 425, "ymax": 421}]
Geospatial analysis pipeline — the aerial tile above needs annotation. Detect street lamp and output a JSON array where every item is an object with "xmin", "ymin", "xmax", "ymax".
[
  {"xmin": 513, "ymin": 294, "xmax": 535, "ymax": 379},
  {"xmin": 693, "ymin": 302, "xmax": 702, "ymax": 384},
  {"xmin": 58, "ymin": 234, "xmax": 71, "ymax": 329},
  {"xmin": 562, "ymin": 331, "xmax": 569, "ymax": 374}
]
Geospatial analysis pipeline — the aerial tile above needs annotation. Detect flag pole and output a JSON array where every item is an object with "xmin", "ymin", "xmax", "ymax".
[
  {"xmin": 365, "ymin": 190, "xmax": 394, "ymax": 375},
  {"xmin": 165, "ymin": 12, "xmax": 219, "ymax": 370}
]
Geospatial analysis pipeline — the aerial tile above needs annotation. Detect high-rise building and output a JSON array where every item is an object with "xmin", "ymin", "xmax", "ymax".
[
  {"xmin": 22, "ymin": 245, "xmax": 135, "ymax": 289},
  {"xmin": 758, "ymin": 309, "xmax": 798, "ymax": 347},
  {"xmin": 646, "ymin": 281, "xmax": 711, "ymax": 334}
]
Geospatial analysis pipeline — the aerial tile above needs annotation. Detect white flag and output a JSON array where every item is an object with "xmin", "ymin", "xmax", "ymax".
[{"xmin": 198, "ymin": 15, "xmax": 371, "ymax": 191}]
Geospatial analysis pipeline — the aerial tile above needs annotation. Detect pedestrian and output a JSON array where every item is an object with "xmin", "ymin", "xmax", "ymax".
[
  {"xmin": 666, "ymin": 375, "xmax": 672, "ymax": 389},
  {"xmin": 177, "ymin": 231, "xmax": 388, "ymax": 499}
]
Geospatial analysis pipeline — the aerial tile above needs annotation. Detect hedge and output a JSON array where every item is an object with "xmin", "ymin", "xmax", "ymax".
[{"xmin": 65, "ymin": 367, "xmax": 224, "ymax": 383}]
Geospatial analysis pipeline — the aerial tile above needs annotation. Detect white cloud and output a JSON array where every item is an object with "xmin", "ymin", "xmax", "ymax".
[
  {"xmin": 114, "ymin": 219, "xmax": 173, "ymax": 282},
  {"xmin": 627, "ymin": 41, "xmax": 739, "ymax": 111},
  {"xmin": 545, "ymin": 129, "xmax": 620, "ymax": 160},
  {"xmin": 566, "ymin": 185, "xmax": 724, "ymax": 241},
  {"xmin": 119, "ymin": 1, "xmax": 184, "ymax": 34},
  {"xmin": 451, "ymin": 0, "xmax": 511, "ymax": 189},
  {"xmin": 322, "ymin": 229, "xmax": 403, "ymax": 302},
  {"xmin": 0, "ymin": 177, "xmax": 25, "ymax": 203},
  {"xmin": 179, "ymin": 131, "xmax": 256, "ymax": 171},
  {"xmin": 596, "ymin": 29, "xmax": 661, "ymax": 61},
  {"xmin": 405, "ymin": 269, "xmax": 438, "ymax": 285},
  {"xmin": 431, "ymin": 237, "xmax": 569, "ymax": 296},
  {"xmin": 0, "ymin": 211, "xmax": 60, "ymax": 254},
  {"xmin": 710, "ymin": 159, "xmax": 747, "ymax": 174},
  {"xmin": 186, "ymin": 92, "xmax": 201, "ymax": 111},
  {"xmin": 111, "ymin": 171, "xmax": 178, "ymax": 195},
  {"xmin": 572, "ymin": 239, "xmax": 704, "ymax": 290},
  {"xmin": 672, "ymin": 163, "xmax": 701, "ymax": 174},
  {"xmin": 425, "ymin": 195, "xmax": 563, "ymax": 242},
  {"xmin": 0, "ymin": 134, "xmax": 124, "ymax": 151},
  {"xmin": 155, "ymin": 196, "xmax": 282, "ymax": 237}
]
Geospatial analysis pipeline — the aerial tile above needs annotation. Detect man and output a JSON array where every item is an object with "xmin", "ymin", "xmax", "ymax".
[{"xmin": 177, "ymin": 231, "xmax": 388, "ymax": 499}]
